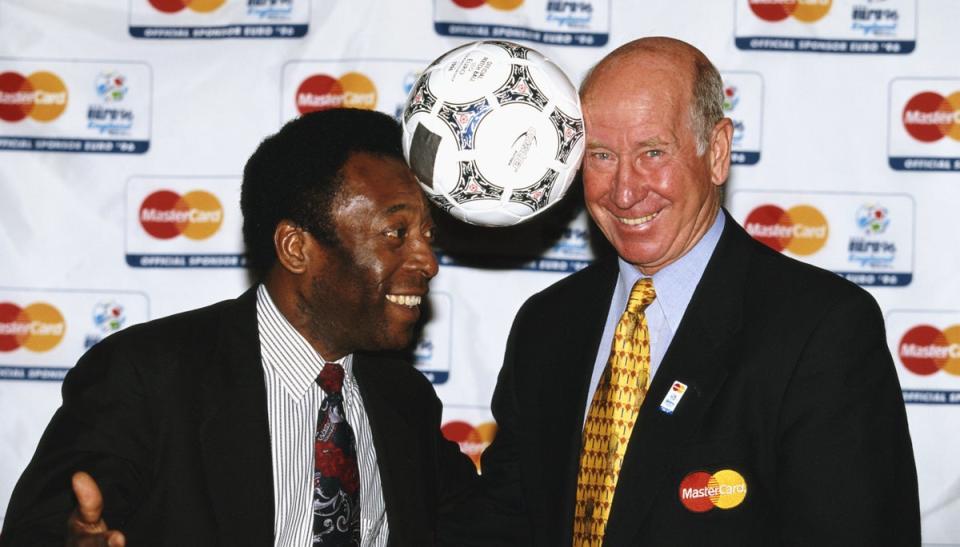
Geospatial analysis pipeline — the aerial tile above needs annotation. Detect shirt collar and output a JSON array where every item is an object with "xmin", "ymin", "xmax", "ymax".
[
  {"xmin": 616, "ymin": 210, "xmax": 725, "ymax": 331},
  {"xmin": 256, "ymin": 283, "xmax": 352, "ymax": 400}
]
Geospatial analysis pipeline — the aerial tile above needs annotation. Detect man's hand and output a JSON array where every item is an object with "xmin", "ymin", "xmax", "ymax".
[{"xmin": 67, "ymin": 471, "xmax": 126, "ymax": 547}]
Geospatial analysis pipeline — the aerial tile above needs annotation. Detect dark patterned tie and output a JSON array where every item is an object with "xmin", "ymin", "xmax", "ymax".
[{"xmin": 313, "ymin": 362, "xmax": 361, "ymax": 545}]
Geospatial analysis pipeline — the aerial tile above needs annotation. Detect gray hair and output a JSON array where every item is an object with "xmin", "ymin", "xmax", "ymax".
[{"xmin": 690, "ymin": 56, "xmax": 724, "ymax": 156}]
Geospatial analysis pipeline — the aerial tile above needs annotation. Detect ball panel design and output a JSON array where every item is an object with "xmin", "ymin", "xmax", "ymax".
[
  {"xmin": 509, "ymin": 169, "xmax": 558, "ymax": 213},
  {"xmin": 473, "ymin": 103, "xmax": 559, "ymax": 189},
  {"xmin": 492, "ymin": 63, "xmax": 549, "ymax": 111},
  {"xmin": 403, "ymin": 75, "xmax": 438, "ymax": 125},
  {"xmin": 436, "ymin": 97, "xmax": 494, "ymax": 151},
  {"xmin": 401, "ymin": 40, "xmax": 584, "ymax": 227},
  {"xmin": 548, "ymin": 107, "xmax": 585, "ymax": 163},
  {"xmin": 448, "ymin": 160, "xmax": 504, "ymax": 205},
  {"xmin": 428, "ymin": 44, "xmax": 513, "ymax": 104}
]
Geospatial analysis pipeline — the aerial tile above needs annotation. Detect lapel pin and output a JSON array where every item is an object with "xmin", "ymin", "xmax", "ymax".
[{"xmin": 658, "ymin": 380, "xmax": 688, "ymax": 415}]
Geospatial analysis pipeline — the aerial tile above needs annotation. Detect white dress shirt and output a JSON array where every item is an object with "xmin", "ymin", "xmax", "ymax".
[{"xmin": 256, "ymin": 284, "xmax": 389, "ymax": 546}]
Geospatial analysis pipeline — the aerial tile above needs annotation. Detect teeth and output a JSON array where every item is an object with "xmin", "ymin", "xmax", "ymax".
[
  {"xmin": 386, "ymin": 294, "xmax": 422, "ymax": 307},
  {"xmin": 616, "ymin": 211, "xmax": 658, "ymax": 226}
]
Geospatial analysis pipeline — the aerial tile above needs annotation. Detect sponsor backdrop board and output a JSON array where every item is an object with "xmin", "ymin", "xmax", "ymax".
[{"xmin": 1, "ymin": 0, "xmax": 959, "ymax": 543}]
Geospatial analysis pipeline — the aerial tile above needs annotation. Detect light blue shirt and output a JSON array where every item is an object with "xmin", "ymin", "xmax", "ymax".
[{"xmin": 583, "ymin": 211, "xmax": 725, "ymax": 422}]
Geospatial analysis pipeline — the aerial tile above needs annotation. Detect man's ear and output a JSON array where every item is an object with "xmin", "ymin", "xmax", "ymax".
[
  {"xmin": 708, "ymin": 117, "xmax": 734, "ymax": 187},
  {"xmin": 273, "ymin": 220, "xmax": 313, "ymax": 275}
]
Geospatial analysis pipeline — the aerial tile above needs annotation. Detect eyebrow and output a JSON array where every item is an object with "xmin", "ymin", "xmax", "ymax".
[
  {"xmin": 385, "ymin": 203, "xmax": 410, "ymax": 215},
  {"xmin": 585, "ymin": 137, "xmax": 672, "ymax": 148}
]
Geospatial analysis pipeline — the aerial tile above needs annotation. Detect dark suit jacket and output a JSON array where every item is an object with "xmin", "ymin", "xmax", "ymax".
[
  {"xmin": 476, "ymin": 212, "xmax": 920, "ymax": 546},
  {"xmin": 0, "ymin": 288, "xmax": 476, "ymax": 546}
]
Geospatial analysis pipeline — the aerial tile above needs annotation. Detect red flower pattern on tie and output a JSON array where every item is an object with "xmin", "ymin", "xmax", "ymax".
[{"xmin": 313, "ymin": 362, "xmax": 361, "ymax": 545}]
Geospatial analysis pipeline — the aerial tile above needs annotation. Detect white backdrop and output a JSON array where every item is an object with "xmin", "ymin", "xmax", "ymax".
[{"xmin": 1, "ymin": 0, "xmax": 958, "ymax": 543}]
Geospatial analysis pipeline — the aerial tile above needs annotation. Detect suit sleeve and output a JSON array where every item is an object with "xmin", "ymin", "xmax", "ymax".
[
  {"xmin": 439, "ymin": 301, "xmax": 534, "ymax": 547},
  {"xmin": 0, "ymin": 339, "xmax": 153, "ymax": 546},
  {"xmin": 775, "ymin": 289, "xmax": 920, "ymax": 545}
]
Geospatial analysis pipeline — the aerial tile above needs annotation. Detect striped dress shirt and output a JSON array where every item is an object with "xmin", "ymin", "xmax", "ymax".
[{"xmin": 256, "ymin": 284, "xmax": 389, "ymax": 547}]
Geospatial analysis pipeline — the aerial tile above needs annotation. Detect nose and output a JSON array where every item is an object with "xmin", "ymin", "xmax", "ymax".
[
  {"xmin": 406, "ymin": 233, "xmax": 439, "ymax": 280},
  {"xmin": 610, "ymin": 158, "xmax": 646, "ymax": 210}
]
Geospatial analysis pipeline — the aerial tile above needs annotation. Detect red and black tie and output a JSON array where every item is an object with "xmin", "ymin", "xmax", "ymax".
[{"xmin": 312, "ymin": 362, "xmax": 361, "ymax": 545}]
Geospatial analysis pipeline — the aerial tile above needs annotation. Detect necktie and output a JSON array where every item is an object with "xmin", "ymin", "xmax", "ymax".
[
  {"xmin": 573, "ymin": 277, "xmax": 656, "ymax": 546},
  {"xmin": 313, "ymin": 362, "xmax": 361, "ymax": 546}
]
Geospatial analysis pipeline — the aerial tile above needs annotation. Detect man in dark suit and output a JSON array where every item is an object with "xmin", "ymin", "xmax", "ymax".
[
  {"xmin": 0, "ymin": 109, "xmax": 477, "ymax": 546},
  {"xmin": 475, "ymin": 37, "xmax": 920, "ymax": 546}
]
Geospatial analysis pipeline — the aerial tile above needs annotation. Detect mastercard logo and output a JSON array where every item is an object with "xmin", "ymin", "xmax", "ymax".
[
  {"xmin": 744, "ymin": 204, "xmax": 829, "ymax": 255},
  {"xmin": 748, "ymin": 0, "xmax": 832, "ymax": 23},
  {"xmin": 0, "ymin": 302, "xmax": 66, "ymax": 353},
  {"xmin": 147, "ymin": 0, "xmax": 226, "ymax": 13},
  {"xmin": 0, "ymin": 71, "xmax": 68, "ymax": 123},
  {"xmin": 451, "ymin": 0, "xmax": 524, "ymax": 10},
  {"xmin": 679, "ymin": 469, "xmax": 747, "ymax": 513},
  {"xmin": 898, "ymin": 325, "xmax": 960, "ymax": 376},
  {"xmin": 139, "ymin": 189, "xmax": 224, "ymax": 240},
  {"xmin": 441, "ymin": 420, "xmax": 497, "ymax": 471},
  {"xmin": 296, "ymin": 73, "xmax": 377, "ymax": 114},
  {"xmin": 902, "ymin": 92, "xmax": 960, "ymax": 143}
]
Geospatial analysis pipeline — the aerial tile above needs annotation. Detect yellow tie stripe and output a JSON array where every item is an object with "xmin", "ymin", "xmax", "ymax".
[{"xmin": 573, "ymin": 277, "xmax": 656, "ymax": 547}]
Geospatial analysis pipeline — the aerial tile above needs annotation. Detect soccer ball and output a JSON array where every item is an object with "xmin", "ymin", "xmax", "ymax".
[{"xmin": 401, "ymin": 40, "xmax": 584, "ymax": 227}]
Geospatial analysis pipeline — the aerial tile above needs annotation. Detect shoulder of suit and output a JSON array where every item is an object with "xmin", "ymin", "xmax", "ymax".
[
  {"xmin": 83, "ymin": 290, "xmax": 251, "ymax": 362},
  {"xmin": 524, "ymin": 256, "xmax": 617, "ymax": 306},
  {"xmin": 734, "ymin": 229, "xmax": 878, "ymax": 319}
]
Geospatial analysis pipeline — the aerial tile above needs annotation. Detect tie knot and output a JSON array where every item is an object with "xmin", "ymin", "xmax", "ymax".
[
  {"xmin": 317, "ymin": 362, "xmax": 345, "ymax": 394},
  {"xmin": 626, "ymin": 277, "xmax": 656, "ymax": 315}
]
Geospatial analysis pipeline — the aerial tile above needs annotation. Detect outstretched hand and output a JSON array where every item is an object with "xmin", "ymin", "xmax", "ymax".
[{"xmin": 67, "ymin": 471, "xmax": 125, "ymax": 547}]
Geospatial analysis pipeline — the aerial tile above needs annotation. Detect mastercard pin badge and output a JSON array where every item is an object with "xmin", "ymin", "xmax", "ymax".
[
  {"xmin": 678, "ymin": 469, "xmax": 748, "ymax": 513},
  {"xmin": 658, "ymin": 380, "xmax": 688, "ymax": 414}
]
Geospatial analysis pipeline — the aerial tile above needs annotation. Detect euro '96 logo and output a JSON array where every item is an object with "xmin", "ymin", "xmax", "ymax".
[
  {"xmin": 139, "ymin": 190, "xmax": 223, "ymax": 240},
  {"xmin": 296, "ymin": 73, "xmax": 377, "ymax": 114},
  {"xmin": 148, "ymin": 0, "xmax": 226, "ymax": 13},
  {"xmin": 0, "ymin": 71, "xmax": 68, "ymax": 123},
  {"xmin": 442, "ymin": 420, "xmax": 496, "ymax": 471},
  {"xmin": 902, "ymin": 92, "xmax": 960, "ymax": 143},
  {"xmin": 899, "ymin": 325, "xmax": 960, "ymax": 376},
  {"xmin": 748, "ymin": 0, "xmax": 832, "ymax": 22},
  {"xmin": 451, "ymin": 0, "xmax": 524, "ymax": 10},
  {"xmin": 744, "ymin": 204, "xmax": 829, "ymax": 255},
  {"xmin": 0, "ymin": 302, "xmax": 66, "ymax": 352}
]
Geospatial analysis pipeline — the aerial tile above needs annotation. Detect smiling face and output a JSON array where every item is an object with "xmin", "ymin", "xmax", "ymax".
[
  {"xmin": 301, "ymin": 152, "xmax": 438, "ymax": 359},
  {"xmin": 581, "ymin": 47, "xmax": 731, "ymax": 275}
]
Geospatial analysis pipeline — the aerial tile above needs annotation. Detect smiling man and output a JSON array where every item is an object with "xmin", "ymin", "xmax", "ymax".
[
  {"xmin": 0, "ymin": 109, "xmax": 477, "ymax": 547},
  {"xmin": 475, "ymin": 37, "xmax": 920, "ymax": 546}
]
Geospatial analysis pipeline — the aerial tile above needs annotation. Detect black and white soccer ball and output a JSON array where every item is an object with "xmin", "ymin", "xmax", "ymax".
[{"xmin": 401, "ymin": 40, "xmax": 584, "ymax": 227}]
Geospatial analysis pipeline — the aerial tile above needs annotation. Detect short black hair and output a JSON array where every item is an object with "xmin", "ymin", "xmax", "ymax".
[{"xmin": 240, "ymin": 108, "xmax": 405, "ymax": 280}]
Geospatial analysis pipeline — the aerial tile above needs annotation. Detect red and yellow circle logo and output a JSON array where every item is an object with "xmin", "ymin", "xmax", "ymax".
[
  {"xmin": 442, "ymin": 420, "xmax": 497, "ymax": 471},
  {"xmin": 139, "ymin": 189, "xmax": 224, "ymax": 240},
  {"xmin": 679, "ymin": 469, "xmax": 748, "ymax": 513},
  {"xmin": 744, "ymin": 204, "xmax": 829, "ymax": 255},
  {"xmin": 451, "ymin": 0, "xmax": 524, "ymax": 10},
  {"xmin": 147, "ymin": 0, "xmax": 226, "ymax": 13},
  {"xmin": 899, "ymin": 325, "xmax": 960, "ymax": 376},
  {"xmin": 0, "ymin": 302, "xmax": 66, "ymax": 353},
  {"xmin": 902, "ymin": 92, "xmax": 960, "ymax": 143},
  {"xmin": 748, "ymin": 0, "xmax": 832, "ymax": 22},
  {"xmin": 296, "ymin": 73, "xmax": 377, "ymax": 114},
  {"xmin": 0, "ymin": 71, "xmax": 68, "ymax": 123}
]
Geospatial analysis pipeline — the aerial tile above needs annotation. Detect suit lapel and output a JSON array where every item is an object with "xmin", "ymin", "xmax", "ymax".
[
  {"xmin": 198, "ymin": 288, "xmax": 275, "ymax": 545},
  {"xmin": 352, "ymin": 354, "xmax": 419, "ymax": 544},
  {"xmin": 546, "ymin": 258, "xmax": 621, "ymax": 537},
  {"xmin": 604, "ymin": 213, "xmax": 752, "ymax": 543}
]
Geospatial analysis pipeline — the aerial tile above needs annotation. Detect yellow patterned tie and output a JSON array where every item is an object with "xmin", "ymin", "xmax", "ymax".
[{"xmin": 573, "ymin": 277, "xmax": 656, "ymax": 546}]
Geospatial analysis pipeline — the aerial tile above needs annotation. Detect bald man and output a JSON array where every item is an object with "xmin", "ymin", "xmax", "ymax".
[{"xmin": 474, "ymin": 37, "xmax": 920, "ymax": 546}]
